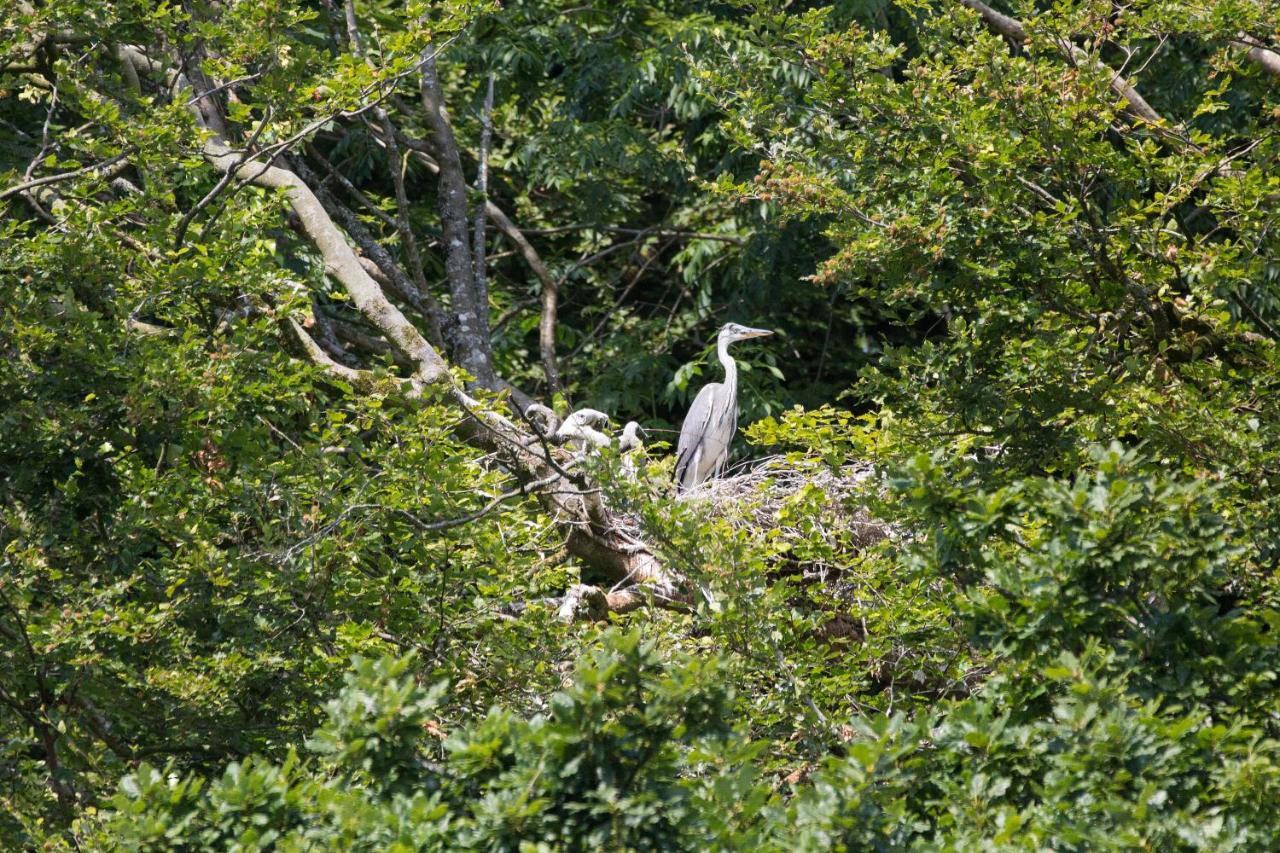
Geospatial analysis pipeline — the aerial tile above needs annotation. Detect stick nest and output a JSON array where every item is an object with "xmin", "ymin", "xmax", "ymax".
[{"xmin": 677, "ymin": 456, "xmax": 895, "ymax": 554}]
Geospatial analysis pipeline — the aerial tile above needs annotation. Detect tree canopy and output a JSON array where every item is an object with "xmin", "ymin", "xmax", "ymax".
[{"xmin": 2, "ymin": 0, "xmax": 1280, "ymax": 848}]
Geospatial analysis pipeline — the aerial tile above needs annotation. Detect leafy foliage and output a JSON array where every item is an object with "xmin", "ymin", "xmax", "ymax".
[{"xmin": 3, "ymin": 0, "xmax": 1280, "ymax": 847}]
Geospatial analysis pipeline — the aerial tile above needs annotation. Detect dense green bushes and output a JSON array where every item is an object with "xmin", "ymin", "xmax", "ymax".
[{"xmin": 94, "ymin": 446, "xmax": 1280, "ymax": 849}]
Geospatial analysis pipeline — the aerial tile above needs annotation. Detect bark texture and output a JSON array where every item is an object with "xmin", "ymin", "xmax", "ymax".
[{"xmin": 419, "ymin": 50, "xmax": 497, "ymax": 388}]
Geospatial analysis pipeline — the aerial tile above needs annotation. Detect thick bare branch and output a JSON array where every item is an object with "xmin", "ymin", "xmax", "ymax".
[
  {"xmin": 292, "ymin": 156, "xmax": 447, "ymax": 348},
  {"xmin": 1234, "ymin": 35, "xmax": 1280, "ymax": 79},
  {"xmin": 473, "ymin": 73, "xmax": 495, "ymax": 338},
  {"xmin": 307, "ymin": 300, "xmax": 359, "ymax": 366},
  {"xmin": 454, "ymin": 401, "xmax": 689, "ymax": 604},
  {"xmin": 203, "ymin": 138, "xmax": 449, "ymax": 384},
  {"xmin": 419, "ymin": 49, "xmax": 496, "ymax": 387},
  {"xmin": 284, "ymin": 317, "xmax": 377, "ymax": 390},
  {"xmin": 327, "ymin": 314, "xmax": 415, "ymax": 368},
  {"xmin": 173, "ymin": 108, "xmax": 273, "ymax": 247}
]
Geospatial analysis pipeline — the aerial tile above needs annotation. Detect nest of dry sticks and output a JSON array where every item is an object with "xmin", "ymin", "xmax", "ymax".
[{"xmin": 676, "ymin": 455, "xmax": 895, "ymax": 555}]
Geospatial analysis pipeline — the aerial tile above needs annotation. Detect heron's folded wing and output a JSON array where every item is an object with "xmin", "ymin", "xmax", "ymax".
[{"xmin": 675, "ymin": 383, "xmax": 719, "ymax": 484}]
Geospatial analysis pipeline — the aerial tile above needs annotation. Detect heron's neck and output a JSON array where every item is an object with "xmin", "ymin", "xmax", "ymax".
[{"xmin": 717, "ymin": 337, "xmax": 737, "ymax": 396}]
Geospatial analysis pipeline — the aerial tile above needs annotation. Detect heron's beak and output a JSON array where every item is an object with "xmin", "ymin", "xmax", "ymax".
[{"xmin": 740, "ymin": 326, "xmax": 773, "ymax": 339}]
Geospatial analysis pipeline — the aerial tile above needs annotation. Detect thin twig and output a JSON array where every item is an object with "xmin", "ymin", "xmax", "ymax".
[
  {"xmin": 0, "ymin": 149, "xmax": 132, "ymax": 202},
  {"xmin": 521, "ymin": 223, "xmax": 744, "ymax": 244}
]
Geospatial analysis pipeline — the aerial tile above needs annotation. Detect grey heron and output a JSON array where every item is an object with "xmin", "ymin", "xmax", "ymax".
[{"xmin": 674, "ymin": 322, "xmax": 773, "ymax": 492}]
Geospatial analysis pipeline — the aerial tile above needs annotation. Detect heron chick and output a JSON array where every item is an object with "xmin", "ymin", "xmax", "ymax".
[
  {"xmin": 618, "ymin": 421, "xmax": 645, "ymax": 478},
  {"xmin": 555, "ymin": 408, "xmax": 611, "ymax": 450},
  {"xmin": 674, "ymin": 322, "xmax": 773, "ymax": 492},
  {"xmin": 618, "ymin": 421, "xmax": 644, "ymax": 453}
]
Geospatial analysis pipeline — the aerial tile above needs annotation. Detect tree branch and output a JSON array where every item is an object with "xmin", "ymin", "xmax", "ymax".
[
  {"xmin": 284, "ymin": 317, "xmax": 378, "ymax": 390},
  {"xmin": 956, "ymin": 0, "xmax": 1164, "ymax": 124},
  {"xmin": 389, "ymin": 131, "xmax": 567, "ymax": 395},
  {"xmin": 370, "ymin": 125, "xmax": 568, "ymax": 393},
  {"xmin": 307, "ymin": 143, "xmax": 397, "ymax": 229},
  {"xmin": 173, "ymin": 107, "xmax": 272, "ymax": 248},
  {"xmin": 1233, "ymin": 34, "xmax": 1280, "ymax": 79},
  {"xmin": 202, "ymin": 136, "xmax": 449, "ymax": 382},
  {"xmin": 473, "ymin": 73, "xmax": 495, "ymax": 342},
  {"xmin": 419, "ymin": 47, "xmax": 496, "ymax": 387},
  {"xmin": 0, "ymin": 150, "xmax": 132, "ymax": 202},
  {"xmin": 292, "ymin": 155, "xmax": 447, "ymax": 348}
]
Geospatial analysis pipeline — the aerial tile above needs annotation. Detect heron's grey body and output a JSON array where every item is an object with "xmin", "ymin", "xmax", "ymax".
[{"xmin": 675, "ymin": 323, "xmax": 772, "ymax": 492}]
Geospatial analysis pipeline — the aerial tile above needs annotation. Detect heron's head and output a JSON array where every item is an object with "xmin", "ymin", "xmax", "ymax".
[{"xmin": 719, "ymin": 322, "xmax": 773, "ymax": 344}]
